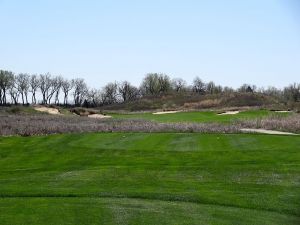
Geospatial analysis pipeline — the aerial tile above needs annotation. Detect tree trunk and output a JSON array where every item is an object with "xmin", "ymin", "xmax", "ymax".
[
  {"xmin": 21, "ymin": 93, "xmax": 24, "ymax": 105},
  {"xmin": 25, "ymin": 93, "xmax": 28, "ymax": 104},
  {"xmin": 32, "ymin": 92, "xmax": 36, "ymax": 104}
]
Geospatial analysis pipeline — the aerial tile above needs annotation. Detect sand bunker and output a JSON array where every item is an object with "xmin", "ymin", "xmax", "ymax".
[
  {"xmin": 34, "ymin": 107, "xmax": 61, "ymax": 115},
  {"xmin": 241, "ymin": 128, "xmax": 298, "ymax": 135},
  {"xmin": 218, "ymin": 111, "xmax": 240, "ymax": 115},
  {"xmin": 88, "ymin": 114, "xmax": 112, "ymax": 119},
  {"xmin": 275, "ymin": 110, "xmax": 291, "ymax": 113},
  {"xmin": 153, "ymin": 111, "xmax": 181, "ymax": 115}
]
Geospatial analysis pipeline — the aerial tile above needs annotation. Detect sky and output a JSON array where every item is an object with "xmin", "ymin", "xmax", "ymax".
[{"xmin": 0, "ymin": 0, "xmax": 299, "ymax": 89}]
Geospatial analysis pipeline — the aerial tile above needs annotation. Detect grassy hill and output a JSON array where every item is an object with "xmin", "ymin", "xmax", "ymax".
[
  {"xmin": 0, "ymin": 133, "xmax": 299, "ymax": 224},
  {"xmin": 100, "ymin": 92, "xmax": 281, "ymax": 111}
]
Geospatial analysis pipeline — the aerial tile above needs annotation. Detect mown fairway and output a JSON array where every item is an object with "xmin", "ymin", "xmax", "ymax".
[
  {"xmin": 109, "ymin": 110, "xmax": 288, "ymax": 123},
  {"xmin": 0, "ymin": 133, "xmax": 299, "ymax": 224}
]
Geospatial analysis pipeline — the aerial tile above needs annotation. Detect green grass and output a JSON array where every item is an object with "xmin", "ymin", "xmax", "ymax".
[
  {"xmin": 109, "ymin": 110, "xmax": 288, "ymax": 123},
  {"xmin": 0, "ymin": 133, "xmax": 299, "ymax": 224}
]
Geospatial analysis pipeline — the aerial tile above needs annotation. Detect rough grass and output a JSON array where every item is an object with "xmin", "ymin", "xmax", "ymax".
[{"xmin": 0, "ymin": 133, "xmax": 299, "ymax": 224}]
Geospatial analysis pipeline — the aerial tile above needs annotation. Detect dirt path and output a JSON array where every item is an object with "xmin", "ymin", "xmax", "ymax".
[{"xmin": 241, "ymin": 128, "xmax": 298, "ymax": 135}]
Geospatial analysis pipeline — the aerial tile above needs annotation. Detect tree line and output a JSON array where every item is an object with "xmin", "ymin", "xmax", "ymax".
[{"xmin": 0, "ymin": 69, "xmax": 299, "ymax": 106}]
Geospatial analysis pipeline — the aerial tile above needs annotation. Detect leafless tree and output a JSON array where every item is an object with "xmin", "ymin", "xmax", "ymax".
[
  {"xmin": 53, "ymin": 76, "xmax": 63, "ymax": 105},
  {"xmin": 118, "ymin": 81, "xmax": 139, "ymax": 102},
  {"xmin": 172, "ymin": 78, "xmax": 187, "ymax": 92},
  {"xmin": 238, "ymin": 84, "xmax": 256, "ymax": 93},
  {"xmin": 102, "ymin": 82, "xmax": 118, "ymax": 104},
  {"xmin": 141, "ymin": 73, "xmax": 159, "ymax": 96},
  {"xmin": 73, "ymin": 78, "xmax": 87, "ymax": 106},
  {"xmin": 284, "ymin": 83, "xmax": 300, "ymax": 102},
  {"xmin": 61, "ymin": 78, "xmax": 73, "ymax": 105},
  {"xmin": 30, "ymin": 74, "xmax": 40, "ymax": 104},
  {"xmin": 0, "ymin": 70, "xmax": 14, "ymax": 105},
  {"xmin": 205, "ymin": 81, "xmax": 222, "ymax": 94},
  {"xmin": 8, "ymin": 74, "xmax": 19, "ymax": 105},
  {"xmin": 87, "ymin": 88, "xmax": 101, "ymax": 106},
  {"xmin": 46, "ymin": 77, "xmax": 59, "ymax": 104},
  {"xmin": 223, "ymin": 86, "xmax": 234, "ymax": 94},
  {"xmin": 206, "ymin": 81, "xmax": 215, "ymax": 94},
  {"xmin": 141, "ymin": 73, "xmax": 171, "ymax": 96},
  {"xmin": 193, "ymin": 77, "xmax": 206, "ymax": 94},
  {"xmin": 158, "ymin": 74, "xmax": 171, "ymax": 94},
  {"xmin": 39, "ymin": 73, "xmax": 52, "ymax": 104},
  {"xmin": 16, "ymin": 73, "xmax": 30, "ymax": 105}
]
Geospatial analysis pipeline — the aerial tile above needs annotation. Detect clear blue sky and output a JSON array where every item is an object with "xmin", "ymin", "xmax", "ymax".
[{"xmin": 0, "ymin": 0, "xmax": 299, "ymax": 88}]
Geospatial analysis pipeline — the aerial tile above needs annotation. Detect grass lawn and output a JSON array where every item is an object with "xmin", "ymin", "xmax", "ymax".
[
  {"xmin": 0, "ymin": 133, "xmax": 299, "ymax": 224},
  {"xmin": 109, "ymin": 110, "xmax": 288, "ymax": 123}
]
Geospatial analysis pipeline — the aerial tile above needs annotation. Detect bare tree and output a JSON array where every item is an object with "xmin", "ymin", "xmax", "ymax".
[
  {"xmin": 205, "ymin": 81, "xmax": 222, "ymax": 94},
  {"xmin": 223, "ymin": 86, "xmax": 234, "ymax": 94},
  {"xmin": 46, "ymin": 76, "xmax": 60, "ymax": 104},
  {"xmin": 102, "ymin": 82, "xmax": 118, "ymax": 104},
  {"xmin": 73, "ymin": 78, "xmax": 87, "ymax": 106},
  {"xmin": 8, "ymin": 74, "xmax": 19, "ymax": 105},
  {"xmin": 61, "ymin": 78, "xmax": 73, "ymax": 105},
  {"xmin": 262, "ymin": 86, "xmax": 282, "ymax": 99},
  {"xmin": 54, "ymin": 76, "xmax": 63, "ymax": 105},
  {"xmin": 284, "ymin": 83, "xmax": 300, "ymax": 102},
  {"xmin": 118, "ymin": 81, "xmax": 139, "ymax": 102},
  {"xmin": 158, "ymin": 74, "xmax": 171, "ymax": 94},
  {"xmin": 87, "ymin": 88, "xmax": 100, "ymax": 106},
  {"xmin": 141, "ymin": 73, "xmax": 160, "ymax": 96},
  {"xmin": 206, "ymin": 81, "xmax": 215, "ymax": 94},
  {"xmin": 141, "ymin": 73, "xmax": 171, "ymax": 96},
  {"xmin": 30, "ymin": 74, "xmax": 40, "ymax": 104},
  {"xmin": 16, "ymin": 73, "xmax": 30, "ymax": 105},
  {"xmin": 193, "ymin": 77, "xmax": 206, "ymax": 94},
  {"xmin": 172, "ymin": 78, "xmax": 187, "ymax": 93},
  {"xmin": 39, "ymin": 73, "xmax": 52, "ymax": 104},
  {"xmin": 0, "ymin": 70, "xmax": 14, "ymax": 105},
  {"xmin": 238, "ymin": 84, "xmax": 256, "ymax": 93}
]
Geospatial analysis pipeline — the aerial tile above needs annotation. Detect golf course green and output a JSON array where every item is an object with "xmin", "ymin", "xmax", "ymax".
[{"xmin": 0, "ymin": 133, "xmax": 299, "ymax": 224}]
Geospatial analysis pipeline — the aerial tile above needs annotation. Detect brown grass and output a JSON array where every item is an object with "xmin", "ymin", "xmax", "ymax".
[
  {"xmin": 237, "ymin": 114, "xmax": 300, "ymax": 133},
  {"xmin": 0, "ymin": 114, "xmax": 240, "ymax": 136}
]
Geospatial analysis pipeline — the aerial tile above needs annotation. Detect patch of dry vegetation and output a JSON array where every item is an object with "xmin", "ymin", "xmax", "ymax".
[
  {"xmin": 184, "ymin": 99, "xmax": 221, "ymax": 109},
  {"xmin": 0, "ymin": 114, "xmax": 240, "ymax": 136},
  {"xmin": 238, "ymin": 114, "xmax": 300, "ymax": 133}
]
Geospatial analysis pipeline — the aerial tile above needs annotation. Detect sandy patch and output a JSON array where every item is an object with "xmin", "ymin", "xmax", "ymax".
[
  {"xmin": 88, "ymin": 114, "xmax": 112, "ymax": 119},
  {"xmin": 34, "ymin": 107, "xmax": 61, "ymax": 115},
  {"xmin": 241, "ymin": 128, "xmax": 298, "ymax": 135},
  {"xmin": 218, "ymin": 111, "xmax": 240, "ymax": 115},
  {"xmin": 153, "ymin": 111, "xmax": 181, "ymax": 115},
  {"xmin": 275, "ymin": 110, "xmax": 291, "ymax": 113}
]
